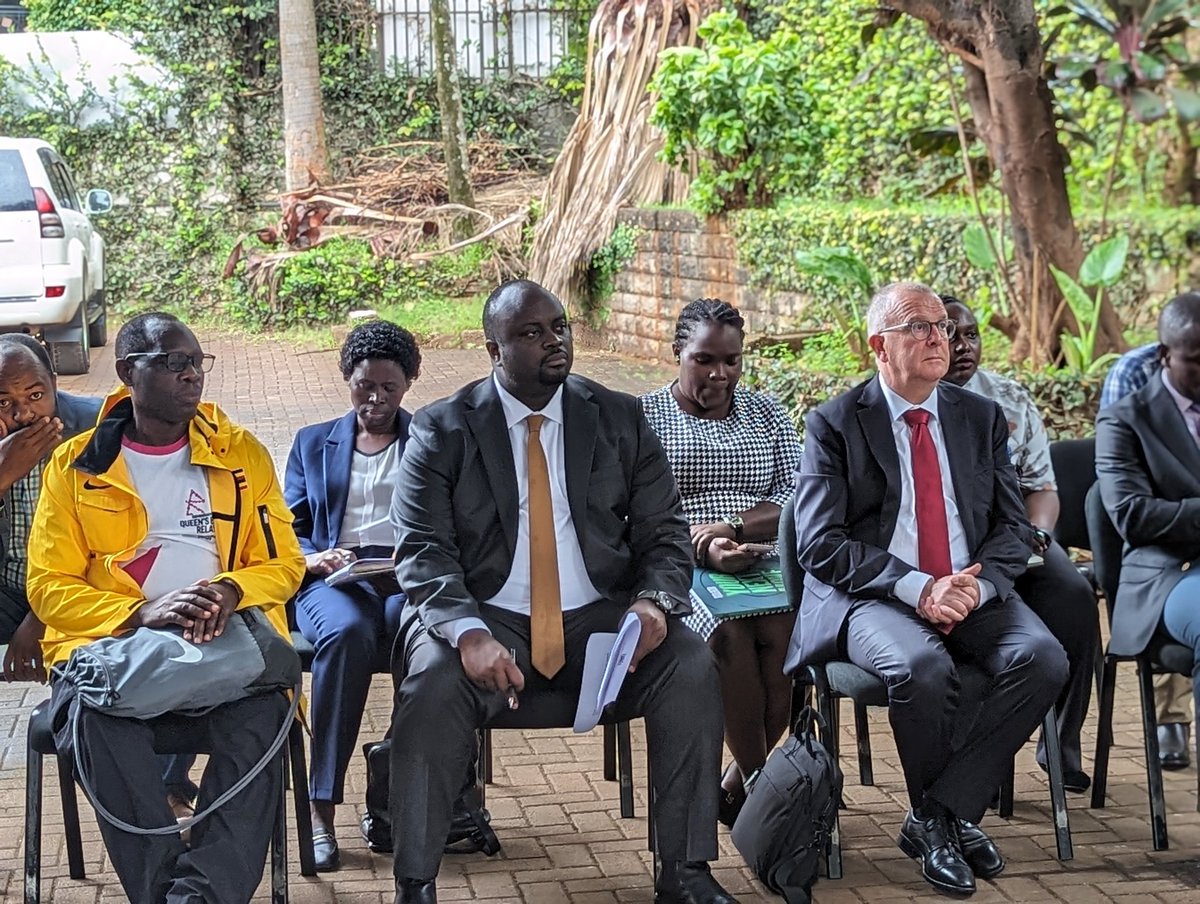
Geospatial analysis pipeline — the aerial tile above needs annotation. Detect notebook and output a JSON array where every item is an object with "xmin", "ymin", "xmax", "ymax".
[{"xmin": 690, "ymin": 559, "xmax": 793, "ymax": 621}]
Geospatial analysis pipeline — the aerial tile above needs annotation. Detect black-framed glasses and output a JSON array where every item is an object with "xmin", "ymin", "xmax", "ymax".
[
  {"xmin": 878, "ymin": 319, "xmax": 957, "ymax": 341},
  {"xmin": 122, "ymin": 352, "xmax": 216, "ymax": 373}
]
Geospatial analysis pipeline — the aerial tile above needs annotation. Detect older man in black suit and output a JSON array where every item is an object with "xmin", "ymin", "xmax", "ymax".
[
  {"xmin": 1097, "ymin": 291, "xmax": 1200, "ymax": 741},
  {"xmin": 786, "ymin": 281, "xmax": 1067, "ymax": 897},
  {"xmin": 387, "ymin": 280, "xmax": 731, "ymax": 904}
]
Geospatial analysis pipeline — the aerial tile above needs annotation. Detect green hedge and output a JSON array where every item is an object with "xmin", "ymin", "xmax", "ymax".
[{"xmin": 730, "ymin": 201, "xmax": 1200, "ymax": 325}]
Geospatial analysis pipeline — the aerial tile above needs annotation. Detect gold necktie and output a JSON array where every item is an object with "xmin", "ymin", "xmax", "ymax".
[{"xmin": 526, "ymin": 414, "xmax": 565, "ymax": 678}]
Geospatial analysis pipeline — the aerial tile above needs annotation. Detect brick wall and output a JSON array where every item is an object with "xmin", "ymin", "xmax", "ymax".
[{"xmin": 603, "ymin": 208, "xmax": 806, "ymax": 362}]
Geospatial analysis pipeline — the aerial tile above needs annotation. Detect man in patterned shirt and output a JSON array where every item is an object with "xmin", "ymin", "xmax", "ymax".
[
  {"xmin": 1100, "ymin": 333, "xmax": 1192, "ymax": 768},
  {"xmin": 0, "ymin": 334, "xmax": 99, "ymax": 682},
  {"xmin": 942, "ymin": 296, "xmax": 1099, "ymax": 793}
]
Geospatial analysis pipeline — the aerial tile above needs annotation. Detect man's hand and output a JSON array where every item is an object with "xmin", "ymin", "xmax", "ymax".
[
  {"xmin": 917, "ymin": 564, "xmax": 983, "ymax": 632},
  {"xmin": 0, "ymin": 417, "xmax": 63, "ymax": 494},
  {"xmin": 706, "ymin": 537, "xmax": 760, "ymax": 574},
  {"xmin": 627, "ymin": 598, "xmax": 668, "ymax": 673},
  {"xmin": 3, "ymin": 611, "xmax": 47, "ymax": 683},
  {"xmin": 136, "ymin": 582, "xmax": 224, "ymax": 640},
  {"xmin": 691, "ymin": 522, "xmax": 736, "ymax": 565},
  {"xmin": 459, "ymin": 630, "xmax": 524, "ymax": 699},
  {"xmin": 305, "ymin": 548, "xmax": 356, "ymax": 576},
  {"xmin": 206, "ymin": 579, "xmax": 242, "ymax": 641}
]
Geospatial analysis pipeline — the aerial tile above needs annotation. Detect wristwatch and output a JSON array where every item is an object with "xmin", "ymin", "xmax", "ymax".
[
  {"xmin": 636, "ymin": 590, "xmax": 677, "ymax": 615},
  {"xmin": 724, "ymin": 515, "xmax": 745, "ymax": 543}
]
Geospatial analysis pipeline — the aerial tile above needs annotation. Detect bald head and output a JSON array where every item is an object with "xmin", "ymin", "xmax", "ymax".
[
  {"xmin": 1159, "ymin": 291, "xmax": 1200, "ymax": 347},
  {"xmin": 482, "ymin": 279, "xmax": 558, "ymax": 341},
  {"xmin": 0, "ymin": 337, "xmax": 58, "ymax": 434},
  {"xmin": 866, "ymin": 281, "xmax": 941, "ymax": 338}
]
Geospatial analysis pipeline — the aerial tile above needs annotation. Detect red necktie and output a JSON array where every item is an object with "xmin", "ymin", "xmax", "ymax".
[{"xmin": 902, "ymin": 409, "xmax": 953, "ymax": 579}]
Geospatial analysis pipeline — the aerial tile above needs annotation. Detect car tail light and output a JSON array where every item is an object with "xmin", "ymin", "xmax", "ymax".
[
  {"xmin": 32, "ymin": 188, "xmax": 65, "ymax": 238},
  {"xmin": 45, "ymin": 286, "xmax": 66, "ymax": 298}
]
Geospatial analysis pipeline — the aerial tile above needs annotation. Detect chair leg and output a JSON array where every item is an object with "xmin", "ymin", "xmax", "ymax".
[
  {"xmin": 55, "ymin": 754, "xmax": 85, "ymax": 880},
  {"xmin": 617, "ymin": 721, "xmax": 635, "ymax": 819},
  {"xmin": 997, "ymin": 760, "xmax": 1014, "ymax": 819},
  {"xmin": 24, "ymin": 738, "xmax": 42, "ymax": 904},
  {"xmin": 1040, "ymin": 708, "xmax": 1073, "ymax": 861},
  {"xmin": 481, "ymin": 727, "xmax": 494, "ymax": 784},
  {"xmin": 1137, "ymin": 661, "xmax": 1169, "ymax": 850},
  {"xmin": 1090, "ymin": 655, "xmax": 1119, "ymax": 809},
  {"xmin": 853, "ymin": 702, "xmax": 873, "ymax": 786},
  {"xmin": 603, "ymin": 723, "xmax": 617, "ymax": 782},
  {"xmin": 271, "ymin": 752, "xmax": 289, "ymax": 904},
  {"xmin": 288, "ymin": 724, "xmax": 317, "ymax": 878},
  {"xmin": 645, "ymin": 744, "xmax": 656, "ymax": 855}
]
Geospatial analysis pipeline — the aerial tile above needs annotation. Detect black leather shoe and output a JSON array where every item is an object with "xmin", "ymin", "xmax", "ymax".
[
  {"xmin": 1159, "ymin": 723, "xmax": 1191, "ymax": 771},
  {"xmin": 953, "ymin": 819, "xmax": 1004, "ymax": 879},
  {"xmin": 897, "ymin": 810, "xmax": 976, "ymax": 895},
  {"xmin": 394, "ymin": 878, "xmax": 437, "ymax": 904},
  {"xmin": 312, "ymin": 830, "xmax": 339, "ymax": 872},
  {"xmin": 655, "ymin": 861, "xmax": 739, "ymax": 903},
  {"xmin": 1038, "ymin": 763, "xmax": 1091, "ymax": 794}
]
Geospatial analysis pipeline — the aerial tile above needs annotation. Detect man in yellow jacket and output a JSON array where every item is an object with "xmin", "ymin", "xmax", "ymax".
[{"xmin": 27, "ymin": 312, "xmax": 305, "ymax": 904}]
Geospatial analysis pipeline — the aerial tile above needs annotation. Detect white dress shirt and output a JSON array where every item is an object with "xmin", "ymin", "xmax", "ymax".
[
  {"xmin": 878, "ymin": 378, "xmax": 997, "ymax": 608},
  {"xmin": 1161, "ymin": 369, "xmax": 1200, "ymax": 448},
  {"xmin": 438, "ymin": 376, "xmax": 602, "ymax": 646},
  {"xmin": 339, "ymin": 440, "xmax": 402, "ymax": 548}
]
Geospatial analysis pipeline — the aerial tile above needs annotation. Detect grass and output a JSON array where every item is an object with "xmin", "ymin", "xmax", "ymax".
[{"xmin": 377, "ymin": 293, "xmax": 487, "ymax": 343}]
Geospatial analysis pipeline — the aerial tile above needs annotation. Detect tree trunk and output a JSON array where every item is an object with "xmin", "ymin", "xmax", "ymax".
[
  {"xmin": 279, "ymin": 0, "xmax": 331, "ymax": 192},
  {"xmin": 886, "ymin": 0, "xmax": 1124, "ymax": 362},
  {"xmin": 430, "ymin": 0, "xmax": 476, "ymax": 239},
  {"xmin": 1164, "ymin": 116, "xmax": 1199, "ymax": 206}
]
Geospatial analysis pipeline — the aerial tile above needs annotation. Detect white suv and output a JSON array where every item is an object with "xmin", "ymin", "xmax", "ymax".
[{"xmin": 0, "ymin": 137, "xmax": 111, "ymax": 374}]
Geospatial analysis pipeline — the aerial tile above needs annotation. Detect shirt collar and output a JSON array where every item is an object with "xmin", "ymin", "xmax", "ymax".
[
  {"xmin": 492, "ymin": 374, "xmax": 565, "ymax": 430},
  {"xmin": 879, "ymin": 376, "xmax": 940, "ymax": 423},
  {"xmin": 1161, "ymin": 368, "xmax": 1198, "ymax": 416}
]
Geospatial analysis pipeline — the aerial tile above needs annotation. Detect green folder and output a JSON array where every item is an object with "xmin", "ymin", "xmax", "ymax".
[{"xmin": 690, "ymin": 558, "xmax": 793, "ymax": 621}]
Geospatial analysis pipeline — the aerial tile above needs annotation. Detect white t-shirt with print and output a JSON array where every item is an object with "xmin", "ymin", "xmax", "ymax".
[{"xmin": 119, "ymin": 436, "xmax": 222, "ymax": 601}]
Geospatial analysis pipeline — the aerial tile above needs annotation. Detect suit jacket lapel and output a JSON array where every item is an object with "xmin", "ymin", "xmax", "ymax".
[
  {"xmin": 563, "ymin": 378, "xmax": 597, "ymax": 533},
  {"xmin": 323, "ymin": 410, "xmax": 357, "ymax": 547},
  {"xmin": 1143, "ymin": 377, "xmax": 1200, "ymax": 475},
  {"xmin": 936, "ymin": 386, "xmax": 976, "ymax": 549},
  {"xmin": 465, "ymin": 379, "xmax": 519, "ymax": 555},
  {"xmin": 857, "ymin": 377, "xmax": 902, "ymax": 532}
]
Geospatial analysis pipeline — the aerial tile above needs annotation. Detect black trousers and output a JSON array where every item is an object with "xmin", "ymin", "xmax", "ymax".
[
  {"xmin": 0, "ymin": 584, "xmax": 29, "ymax": 643},
  {"xmin": 52, "ymin": 683, "xmax": 288, "ymax": 904},
  {"xmin": 1015, "ymin": 539, "xmax": 1100, "ymax": 773},
  {"xmin": 389, "ymin": 601, "xmax": 724, "ymax": 880},
  {"xmin": 844, "ymin": 594, "xmax": 1068, "ymax": 824}
]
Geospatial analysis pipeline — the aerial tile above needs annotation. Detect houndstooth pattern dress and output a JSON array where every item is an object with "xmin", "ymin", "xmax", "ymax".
[{"xmin": 640, "ymin": 383, "xmax": 802, "ymax": 639}]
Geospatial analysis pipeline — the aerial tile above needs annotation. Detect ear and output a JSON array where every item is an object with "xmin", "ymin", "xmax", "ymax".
[
  {"xmin": 485, "ymin": 339, "xmax": 501, "ymax": 366},
  {"xmin": 115, "ymin": 358, "xmax": 134, "ymax": 387},
  {"xmin": 867, "ymin": 334, "xmax": 886, "ymax": 361}
]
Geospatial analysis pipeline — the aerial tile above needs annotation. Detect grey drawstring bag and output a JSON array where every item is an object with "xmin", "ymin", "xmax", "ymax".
[{"xmin": 52, "ymin": 606, "xmax": 302, "ymax": 835}]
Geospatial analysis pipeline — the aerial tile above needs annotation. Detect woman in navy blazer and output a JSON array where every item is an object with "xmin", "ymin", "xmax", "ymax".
[{"xmin": 284, "ymin": 320, "xmax": 420, "ymax": 871}]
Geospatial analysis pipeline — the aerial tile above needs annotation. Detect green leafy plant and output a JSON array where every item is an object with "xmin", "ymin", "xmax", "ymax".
[
  {"xmin": 586, "ymin": 223, "xmax": 644, "ymax": 321},
  {"xmin": 791, "ymin": 246, "xmax": 875, "ymax": 369},
  {"xmin": 649, "ymin": 10, "xmax": 824, "ymax": 214},
  {"xmin": 1051, "ymin": 234, "xmax": 1130, "ymax": 374}
]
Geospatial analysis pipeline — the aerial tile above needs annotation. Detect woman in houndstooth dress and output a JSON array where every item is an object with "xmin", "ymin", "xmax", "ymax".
[{"xmin": 640, "ymin": 299, "xmax": 802, "ymax": 828}]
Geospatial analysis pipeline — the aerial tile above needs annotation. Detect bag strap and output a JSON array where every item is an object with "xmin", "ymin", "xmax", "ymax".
[
  {"xmin": 792, "ymin": 705, "xmax": 830, "ymax": 755},
  {"xmin": 71, "ymin": 684, "xmax": 302, "ymax": 836}
]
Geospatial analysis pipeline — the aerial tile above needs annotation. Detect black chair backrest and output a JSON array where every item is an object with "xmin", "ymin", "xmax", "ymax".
[
  {"xmin": 1084, "ymin": 482, "xmax": 1123, "ymax": 621},
  {"xmin": 778, "ymin": 496, "xmax": 803, "ymax": 603},
  {"xmin": 1049, "ymin": 437, "xmax": 1097, "ymax": 551}
]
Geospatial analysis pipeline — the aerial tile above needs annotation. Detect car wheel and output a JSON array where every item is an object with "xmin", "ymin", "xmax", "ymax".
[
  {"xmin": 50, "ymin": 305, "xmax": 92, "ymax": 376},
  {"xmin": 88, "ymin": 302, "xmax": 108, "ymax": 348}
]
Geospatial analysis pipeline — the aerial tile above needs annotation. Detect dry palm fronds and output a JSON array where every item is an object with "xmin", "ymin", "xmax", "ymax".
[{"xmin": 529, "ymin": 0, "xmax": 702, "ymax": 308}]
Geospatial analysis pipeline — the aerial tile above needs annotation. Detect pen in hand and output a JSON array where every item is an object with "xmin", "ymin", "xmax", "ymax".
[{"xmin": 505, "ymin": 647, "xmax": 520, "ymax": 711}]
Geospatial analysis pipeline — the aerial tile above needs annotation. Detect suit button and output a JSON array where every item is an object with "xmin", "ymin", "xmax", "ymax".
[{"xmin": 1184, "ymin": 562, "xmax": 1192, "ymax": 572}]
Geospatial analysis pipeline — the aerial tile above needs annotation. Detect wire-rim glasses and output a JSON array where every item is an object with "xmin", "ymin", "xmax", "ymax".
[{"xmin": 877, "ymin": 319, "xmax": 957, "ymax": 341}]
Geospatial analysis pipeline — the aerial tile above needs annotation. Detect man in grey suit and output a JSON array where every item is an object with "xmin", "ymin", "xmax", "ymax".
[
  {"xmin": 388, "ymin": 280, "xmax": 732, "ymax": 904},
  {"xmin": 786, "ymin": 282, "xmax": 1067, "ymax": 897},
  {"xmin": 1096, "ymin": 291, "xmax": 1200, "ymax": 736}
]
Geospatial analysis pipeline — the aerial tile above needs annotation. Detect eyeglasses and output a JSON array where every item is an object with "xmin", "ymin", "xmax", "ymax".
[
  {"xmin": 122, "ymin": 352, "xmax": 216, "ymax": 373},
  {"xmin": 877, "ymin": 319, "xmax": 957, "ymax": 341}
]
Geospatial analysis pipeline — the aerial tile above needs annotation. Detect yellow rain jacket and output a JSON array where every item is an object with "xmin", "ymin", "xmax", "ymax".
[{"xmin": 27, "ymin": 388, "xmax": 305, "ymax": 668}]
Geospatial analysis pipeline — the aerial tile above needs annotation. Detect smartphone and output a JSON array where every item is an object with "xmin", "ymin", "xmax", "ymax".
[{"xmin": 739, "ymin": 542, "xmax": 776, "ymax": 556}]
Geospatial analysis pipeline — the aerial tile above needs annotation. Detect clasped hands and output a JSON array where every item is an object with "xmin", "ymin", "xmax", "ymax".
[
  {"xmin": 917, "ymin": 563, "xmax": 983, "ymax": 634},
  {"xmin": 457, "ymin": 598, "xmax": 670, "ymax": 705},
  {"xmin": 134, "ymin": 579, "xmax": 240, "ymax": 643}
]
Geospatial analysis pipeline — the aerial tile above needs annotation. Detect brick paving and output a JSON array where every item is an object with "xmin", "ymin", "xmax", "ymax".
[{"xmin": 1, "ymin": 331, "xmax": 1197, "ymax": 902}]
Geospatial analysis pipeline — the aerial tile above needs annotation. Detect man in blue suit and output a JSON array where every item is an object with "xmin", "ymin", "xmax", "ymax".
[
  {"xmin": 0, "ymin": 333, "xmax": 101, "ymax": 680},
  {"xmin": 785, "ymin": 282, "xmax": 1067, "ymax": 897},
  {"xmin": 284, "ymin": 319, "xmax": 419, "ymax": 870}
]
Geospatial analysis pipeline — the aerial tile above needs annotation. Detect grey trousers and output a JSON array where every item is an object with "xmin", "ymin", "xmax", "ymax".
[
  {"xmin": 389, "ymin": 601, "xmax": 724, "ymax": 880},
  {"xmin": 844, "ymin": 594, "xmax": 1068, "ymax": 824},
  {"xmin": 52, "ymin": 682, "xmax": 288, "ymax": 904}
]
